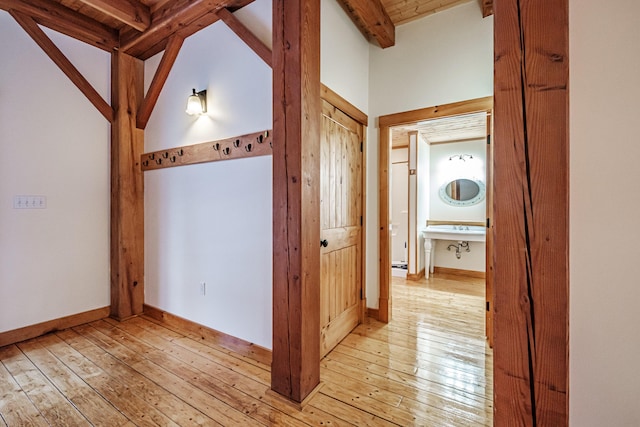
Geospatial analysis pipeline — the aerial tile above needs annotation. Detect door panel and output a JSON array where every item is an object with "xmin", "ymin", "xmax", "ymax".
[{"xmin": 320, "ymin": 99, "xmax": 363, "ymax": 357}]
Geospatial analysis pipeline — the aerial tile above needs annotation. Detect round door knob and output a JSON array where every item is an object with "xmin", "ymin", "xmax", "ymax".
[{"xmin": 320, "ymin": 239, "xmax": 328, "ymax": 248}]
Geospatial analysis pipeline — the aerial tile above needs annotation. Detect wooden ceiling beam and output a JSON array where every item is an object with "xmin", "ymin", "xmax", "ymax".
[
  {"xmin": 9, "ymin": 10, "xmax": 114, "ymax": 122},
  {"xmin": 120, "ymin": 0, "xmax": 254, "ymax": 59},
  {"xmin": 479, "ymin": 0, "xmax": 493, "ymax": 18},
  {"xmin": 0, "ymin": 0, "xmax": 118, "ymax": 51},
  {"xmin": 336, "ymin": 0, "xmax": 395, "ymax": 48},
  {"xmin": 77, "ymin": 0, "xmax": 151, "ymax": 32},
  {"xmin": 136, "ymin": 35, "xmax": 184, "ymax": 129},
  {"xmin": 216, "ymin": 7, "xmax": 271, "ymax": 67}
]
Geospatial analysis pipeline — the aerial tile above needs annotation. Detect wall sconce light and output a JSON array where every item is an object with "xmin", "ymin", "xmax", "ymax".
[
  {"xmin": 449, "ymin": 154, "xmax": 473, "ymax": 161},
  {"xmin": 185, "ymin": 88, "xmax": 207, "ymax": 115}
]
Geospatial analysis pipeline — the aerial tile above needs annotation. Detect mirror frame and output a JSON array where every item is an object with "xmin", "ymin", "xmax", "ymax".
[{"xmin": 439, "ymin": 178, "xmax": 486, "ymax": 207}]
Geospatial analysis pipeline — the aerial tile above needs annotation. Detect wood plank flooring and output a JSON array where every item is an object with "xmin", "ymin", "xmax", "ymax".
[{"xmin": 0, "ymin": 274, "xmax": 492, "ymax": 426}]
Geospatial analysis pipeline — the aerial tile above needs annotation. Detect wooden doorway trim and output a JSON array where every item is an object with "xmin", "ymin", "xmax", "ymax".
[{"xmin": 377, "ymin": 97, "xmax": 493, "ymax": 323}]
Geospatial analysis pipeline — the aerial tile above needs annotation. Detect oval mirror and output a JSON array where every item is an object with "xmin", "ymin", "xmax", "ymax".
[{"xmin": 439, "ymin": 178, "xmax": 486, "ymax": 206}]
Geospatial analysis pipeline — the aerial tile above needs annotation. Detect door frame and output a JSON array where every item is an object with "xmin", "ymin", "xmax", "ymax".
[
  {"xmin": 377, "ymin": 97, "xmax": 493, "ymax": 322},
  {"xmin": 320, "ymin": 84, "xmax": 368, "ymax": 322}
]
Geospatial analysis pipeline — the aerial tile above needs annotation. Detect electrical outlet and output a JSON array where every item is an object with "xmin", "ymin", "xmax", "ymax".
[{"xmin": 200, "ymin": 281, "xmax": 206, "ymax": 296}]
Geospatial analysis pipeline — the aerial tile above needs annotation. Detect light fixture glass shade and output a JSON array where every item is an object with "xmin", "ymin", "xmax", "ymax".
[{"xmin": 186, "ymin": 88, "xmax": 206, "ymax": 115}]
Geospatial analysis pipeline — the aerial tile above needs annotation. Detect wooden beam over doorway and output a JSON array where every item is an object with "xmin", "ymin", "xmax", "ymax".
[
  {"xmin": 493, "ymin": 0, "xmax": 569, "ymax": 424},
  {"xmin": 271, "ymin": 0, "xmax": 322, "ymax": 403}
]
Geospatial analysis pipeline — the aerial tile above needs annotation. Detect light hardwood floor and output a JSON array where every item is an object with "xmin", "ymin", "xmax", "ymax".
[{"xmin": 0, "ymin": 274, "xmax": 492, "ymax": 426}]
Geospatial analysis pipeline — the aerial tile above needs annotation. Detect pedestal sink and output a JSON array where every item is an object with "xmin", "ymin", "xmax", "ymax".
[{"xmin": 422, "ymin": 224, "xmax": 486, "ymax": 279}]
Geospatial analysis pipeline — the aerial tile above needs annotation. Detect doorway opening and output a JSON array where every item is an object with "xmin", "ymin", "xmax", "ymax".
[{"xmin": 377, "ymin": 97, "xmax": 493, "ymax": 326}]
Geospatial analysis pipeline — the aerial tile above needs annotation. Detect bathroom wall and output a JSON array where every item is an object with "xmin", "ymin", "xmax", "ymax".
[
  {"xmin": 429, "ymin": 138, "xmax": 485, "ymax": 272},
  {"xmin": 0, "ymin": 13, "xmax": 111, "ymax": 333},
  {"xmin": 367, "ymin": 2, "xmax": 493, "ymax": 306}
]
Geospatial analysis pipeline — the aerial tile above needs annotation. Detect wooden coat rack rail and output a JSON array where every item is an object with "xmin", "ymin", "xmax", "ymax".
[{"xmin": 141, "ymin": 129, "xmax": 272, "ymax": 171}]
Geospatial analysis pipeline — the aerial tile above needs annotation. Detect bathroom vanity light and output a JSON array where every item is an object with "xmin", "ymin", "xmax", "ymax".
[
  {"xmin": 186, "ymin": 89, "xmax": 207, "ymax": 115},
  {"xmin": 449, "ymin": 154, "xmax": 473, "ymax": 161}
]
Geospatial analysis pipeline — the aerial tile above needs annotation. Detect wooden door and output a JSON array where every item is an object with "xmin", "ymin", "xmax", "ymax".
[
  {"xmin": 485, "ymin": 113, "xmax": 494, "ymax": 348},
  {"xmin": 320, "ymin": 99, "xmax": 363, "ymax": 357}
]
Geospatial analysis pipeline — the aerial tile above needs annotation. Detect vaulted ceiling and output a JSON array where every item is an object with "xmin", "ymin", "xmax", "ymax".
[{"xmin": 1, "ymin": 0, "xmax": 494, "ymax": 59}]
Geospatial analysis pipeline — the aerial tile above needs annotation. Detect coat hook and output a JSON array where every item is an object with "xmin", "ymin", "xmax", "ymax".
[
  {"xmin": 257, "ymin": 134, "xmax": 264, "ymax": 143},
  {"xmin": 245, "ymin": 143, "xmax": 253, "ymax": 152},
  {"xmin": 142, "ymin": 160, "xmax": 149, "ymax": 167},
  {"xmin": 162, "ymin": 152, "xmax": 169, "ymax": 159},
  {"xmin": 170, "ymin": 156, "xmax": 176, "ymax": 162},
  {"xmin": 222, "ymin": 147, "xmax": 231, "ymax": 155},
  {"xmin": 269, "ymin": 141, "xmax": 273, "ymax": 148},
  {"xmin": 213, "ymin": 143, "xmax": 220, "ymax": 151},
  {"xmin": 233, "ymin": 139, "xmax": 241, "ymax": 148},
  {"xmin": 264, "ymin": 130, "xmax": 269, "ymax": 138},
  {"xmin": 148, "ymin": 153, "xmax": 155, "ymax": 160},
  {"xmin": 156, "ymin": 158, "xmax": 162, "ymax": 165},
  {"xmin": 177, "ymin": 149, "xmax": 184, "ymax": 156}
]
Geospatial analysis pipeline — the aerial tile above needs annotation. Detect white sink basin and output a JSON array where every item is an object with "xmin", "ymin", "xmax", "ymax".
[{"xmin": 423, "ymin": 224, "xmax": 486, "ymax": 242}]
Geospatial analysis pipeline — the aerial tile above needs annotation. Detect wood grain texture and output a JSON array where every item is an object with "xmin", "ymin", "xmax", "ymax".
[
  {"xmin": 120, "ymin": 0, "xmax": 254, "ymax": 58},
  {"xmin": 485, "ymin": 114, "xmax": 494, "ymax": 348},
  {"xmin": 0, "ymin": 275, "xmax": 492, "ymax": 426},
  {"xmin": 136, "ymin": 34, "xmax": 184, "ymax": 130},
  {"xmin": 10, "ymin": 10, "xmax": 114, "ymax": 123},
  {"xmin": 320, "ymin": 98, "xmax": 363, "ymax": 357},
  {"xmin": 480, "ymin": 0, "xmax": 494, "ymax": 18},
  {"xmin": 0, "ymin": 0, "xmax": 119, "ymax": 51},
  {"xmin": 378, "ymin": 124, "xmax": 392, "ymax": 323},
  {"xmin": 110, "ymin": 51, "xmax": 145, "ymax": 321},
  {"xmin": 271, "ymin": 0, "xmax": 322, "ymax": 403},
  {"xmin": 143, "ymin": 304, "xmax": 272, "ymax": 366},
  {"xmin": 141, "ymin": 129, "xmax": 272, "ymax": 171},
  {"xmin": 0, "ymin": 307, "xmax": 109, "ymax": 348},
  {"xmin": 336, "ymin": 0, "xmax": 395, "ymax": 48},
  {"xmin": 78, "ymin": 0, "xmax": 151, "ymax": 31},
  {"xmin": 493, "ymin": 0, "xmax": 569, "ymax": 425},
  {"xmin": 217, "ymin": 7, "xmax": 272, "ymax": 67},
  {"xmin": 320, "ymin": 84, "xmax": 368, "ymax": 126},
  {"xmin": 382, "ymin": 0, "xmax": 475, "ymax": 25},
  {"xmin": 379, "ymin": 96, "xmax": 493, "ymax": 127}
]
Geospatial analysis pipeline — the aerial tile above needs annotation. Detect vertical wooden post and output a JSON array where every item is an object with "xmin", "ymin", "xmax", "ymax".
[
  {"xmin": 110, "ymin": 51, "xmax": 145, "ymax": 320},
  {"xmin": 271, "ymin": 0, "xmax": 321, "ymax": 402},
  {"xmin": 493, "ymin": 0, "xmax": 569, "ymax": 425}
]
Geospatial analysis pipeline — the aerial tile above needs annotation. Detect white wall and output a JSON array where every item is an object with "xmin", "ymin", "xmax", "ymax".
[
  {"xmin": 144, "ymin": 0, "xmax": 273, "ymax": 349},
  {"xmin": 366, "ymin": 2, "xmax": 493, "ymax": 306},
  {"xmin": 570, "ymin": 0, "xmax": 640, "ymax": 425},
  {"xmin": 321, "ymin": 0, "xmax": 369, "ymax": 113},
  {"xmin": 143, "ymin": 0, "xmax": 370, "ymax": 350},
  {"xmin": 0, "ymin": 12, "xmax": 111, "ymax": 332}
]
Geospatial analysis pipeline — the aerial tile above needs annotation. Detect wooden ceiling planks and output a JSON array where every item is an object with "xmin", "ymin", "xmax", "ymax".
[{"xmin": 381, "ymin": 0, "xmax": 474, "ymax": 26}]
